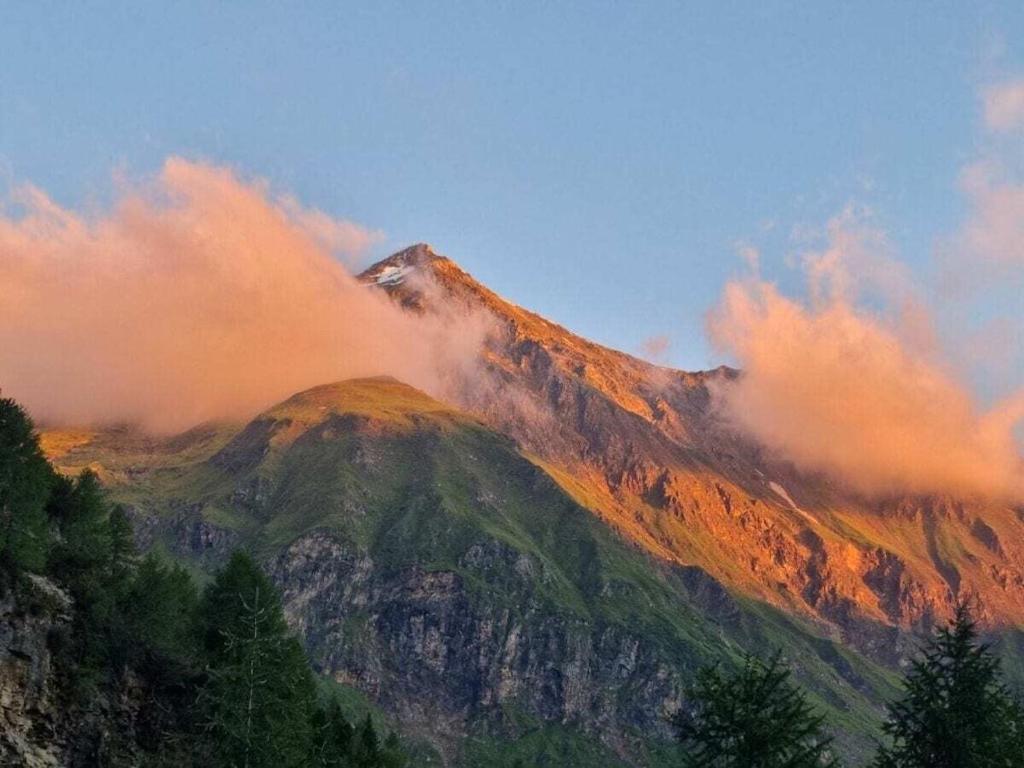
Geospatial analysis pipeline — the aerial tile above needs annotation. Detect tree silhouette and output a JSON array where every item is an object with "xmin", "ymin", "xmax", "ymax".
[
  {"xmin": 873, "ymin": 601, "xmax": 1024, "ymax": 768},
  {"xmin": 674, "ymin": 651, "xmax": 839, "ymax": 767},
  {"xmin": 199, "ymin": 551, "xmax": 318, "ymax": 768}
]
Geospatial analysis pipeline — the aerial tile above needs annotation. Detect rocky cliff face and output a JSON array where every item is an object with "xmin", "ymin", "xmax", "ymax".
[
  {"xmin": 270, "ymin": 532, "xmax": 685, "ymax": 763},
  {"xmin": 0, "ymin": 577, "xmax": 69, "ymax": 767},
  {"xmin": 0, "ymin": 578, "xmax": 164, "ymax": 768}
]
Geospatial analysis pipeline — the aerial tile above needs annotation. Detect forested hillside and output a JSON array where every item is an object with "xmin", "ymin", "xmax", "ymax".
[{"xmin": 0, "ymin": 396, "xmax": 406, "ymax": 767}]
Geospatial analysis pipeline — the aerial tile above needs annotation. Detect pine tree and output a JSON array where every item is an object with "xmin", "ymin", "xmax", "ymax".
[
  {"xmin": 873, "ymin": 602, "xmax": 1024, "ymax": 768},
  {"xmin": 353, "ymin": 714, "xmax": 382, "ymax": 768},
  {"xmin": 0, "ymin": 397, "xmax": 53, "ymax": 583},
  {"xmin": 199, "ymin": 551, "xmax": 318, "ymax": 768},
  {"xmin": 115, "ymin": 552, "xmax": 198, "ymax": 671},
  {"xmin": 310, "ymin": 697, "xmax": 355, "ymax": 767},
  {"xmin": 380, "ymin": 731, "xmax": 406, "ymax": 768},
  {"xmin": 674, "ymin": 652, "xmax": 839, "ymax": 767},
  {"xmin": 107, "ymin": 504, "xmax": 137, "ymax": 579},
  {"xmin": 50, "ymin": 469, "xmax": 114, "ymax": 581}
]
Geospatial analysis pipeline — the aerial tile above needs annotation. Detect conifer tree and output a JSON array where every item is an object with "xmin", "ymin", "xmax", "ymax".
[
  {"xmin": 47, "ymin": 469, "xmax": 124, "ymax": 675},
  {"xmin": 872, "ymin": 602, "xmax": 1024, "ymax": 768},
  {"xmin": 0, "ymin": 397, "xmax": 53, "ymax": 582},
  {"xmin": 199, "ymin": 551, "xmax": 318, "ymax": 768},
  {"xmin": 310, "ymin": 697, "xmax": 355, "ymax": 767},
  {"xmin": 50, "ymin": 469, "xmax": 114, "ymax": 582},
  {"xmin": 107, "ymin": 504, "xmax": 136, "ymax": 579},
  {"xmin": 380, "ymin": 731, "xmax": 406, "ymax": 768},
  {"xmin": 674, "ymin": 652, "xmax": 839, "ymax": 767},
  {"xmin": 353, "ymin": 714, "xmax": 382, "ymax": 768},
  {"xmin": 115, "ymin": 552, "xmax": 198, "ymax": 671}
]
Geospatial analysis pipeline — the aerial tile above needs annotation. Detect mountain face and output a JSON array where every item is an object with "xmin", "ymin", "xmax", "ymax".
[
  {"xmin": 43, "ymin": 377, "xmax": 896, "ymax": 765},
  {"xmin": 39, "ymin": 244, "xmax": 1024, "ymax": 765},
  {"xmin": 360, "ymin": 245, "xmax": 1024, "ymax": 647}
]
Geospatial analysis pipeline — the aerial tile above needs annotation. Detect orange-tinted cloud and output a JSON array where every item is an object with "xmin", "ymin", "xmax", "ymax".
[
  {"xmin": 0, "ymin": 158, "xmax": 488, "ymax": 432},
  {"xmin": 708, "ymin": 214, "xmax": 1024, "ymax": 500}
]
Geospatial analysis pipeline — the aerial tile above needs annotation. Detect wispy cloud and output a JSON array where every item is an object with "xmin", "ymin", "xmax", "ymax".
[
  {"xmin": 639, "ymin": 334, "xmax": 671, "ymax": 364},
  {"xmin": 983, "ymin": 78, "xmax": 1024, "ymax": 132}
]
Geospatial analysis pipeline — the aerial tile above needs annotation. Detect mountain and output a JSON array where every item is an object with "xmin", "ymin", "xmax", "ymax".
[
  {"xmin": 38, "ymin": 243, "xmax": 1024, "ymax": 764},
  {"xmin": 359, "ymin": 245, "xmax": 1024, "ymax": 649},
  {"xmin": 42, "ymin": 376, "xmax": 899, "ymax": 765}
]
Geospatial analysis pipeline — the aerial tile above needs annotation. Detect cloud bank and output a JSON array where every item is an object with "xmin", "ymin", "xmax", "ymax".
[
  {"xmin": 709, "ymin": 137, "xmax": 1024, "ymax": 500},
  {"xmin": 0, "ymin": 158, "xmax": 487, "ymax": 432},
  {"xmin": 708, "ymin": 236, "xmax": 1024, "ymax": 499}
]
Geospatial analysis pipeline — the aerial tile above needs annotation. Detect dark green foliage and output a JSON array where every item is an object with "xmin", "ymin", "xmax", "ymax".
[
  {"xmin": 354, "ymin": 714, "xmax": 383, "ymax": 768},
  {"xmin": 198, "ymin": 550, "xmax": 319, "ymax": 768},
  {"xmin": 311, "ymin": 697, "xmax": 355, "ymax": 766},
  {"xmin": 50, "ymin": 469, "xmax": 111, "ymax": 575},
  {"xmin": 114, "ymin": 552, "xmax": 199, "ymax": 671},
  {"xmin": 674, "ymin": 652, "xmax": 839, "ymax": 768},
  {"xmin": 308, "ymin": 698, "xmax": 407, "ymax": 768},
  {"xmin": 108, "ymin": 504, "xmax": 136, "ymax": 578},
  {"xmin": 347, "ymin": 714, "xmax": 406, "ymax": 768},
  {"xmin": 873, "ymin": 602, "xmax": 1024, "ymax": 768},
  {"xmin": 48, "ymin": 470, "xmax": 133, "ymax": 678},
  {"xmin": 0, "ymin": 397, "xmax": 53, "ymax": 582},
  {"xmin": 381, "ymin": 733, "xmax": 404, "ymax": 768}
]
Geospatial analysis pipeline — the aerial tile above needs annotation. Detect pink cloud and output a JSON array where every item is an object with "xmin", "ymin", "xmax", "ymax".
[
  {"xmin": 0, "ymin": 158, "xmax": 487, "ymax": 432},
  {"xmin": 708, "ymin": 214, "xmax": 1024, "ymax": 500}
]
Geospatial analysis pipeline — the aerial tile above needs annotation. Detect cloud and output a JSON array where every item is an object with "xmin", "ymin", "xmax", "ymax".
[
  {"xmin": 278, "ymin": 194, "xmax": 385, "ymax": 267},
  {"xmin": 0, "ymin": 158, "xmax": 488, "ymax": 432},
  {"xmin": 736, "ymin": 244, "xmax": 760, "ymax": 274},
  {"xmin": 951, "ymin": 160, "xmax": 1024, "ymax": 272},
  {"xmin": 984, "ymin": 79, "xmax": 1024, "ymax": 133},
  {"xmin": 707, "ymin": 213, "xmax": 1024, "ymax": 500},
  {"xmin": 639, "ymin": 334, "xmax": 671, "ymax": 364}
]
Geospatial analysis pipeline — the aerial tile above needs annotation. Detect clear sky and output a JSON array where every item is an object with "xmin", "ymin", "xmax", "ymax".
[{"xmin": 3, "ymin": 2, "xmax": 1024, "ymax": 371}]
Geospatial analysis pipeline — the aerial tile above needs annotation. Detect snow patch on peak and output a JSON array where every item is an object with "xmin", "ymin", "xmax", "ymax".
[{"xmin": 373, "ymin": 264, "xmax": 415, "ymax": 286}]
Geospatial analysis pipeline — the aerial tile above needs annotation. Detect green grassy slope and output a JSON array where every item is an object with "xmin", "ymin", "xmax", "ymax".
[{"xmin": 45, "ymin": 378, "xmax": 895, "ymax": 766}]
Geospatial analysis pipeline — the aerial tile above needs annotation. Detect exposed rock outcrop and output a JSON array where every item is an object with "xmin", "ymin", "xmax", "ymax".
[
  {"xmin": 269, "ymin": 532, "xmax": 684, "ymax": 764},
  {"xmin": 0, "ymin": 577, "xmax": 70, "ymax": 767}
]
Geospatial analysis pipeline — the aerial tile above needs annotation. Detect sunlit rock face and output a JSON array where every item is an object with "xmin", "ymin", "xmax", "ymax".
[{"xmin": 359, "ymin": 246, "xmax": 1024, "ymax": 644}]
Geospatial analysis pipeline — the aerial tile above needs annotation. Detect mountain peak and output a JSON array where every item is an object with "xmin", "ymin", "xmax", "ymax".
[{"xmin": 359, "ymin": 243, "xmax": 447, "ymax": 288}]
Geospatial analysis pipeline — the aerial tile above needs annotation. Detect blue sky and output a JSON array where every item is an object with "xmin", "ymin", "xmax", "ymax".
[{"xmin": 3, "ymin": 2, "xmax": 1023, "ymax": 371}]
